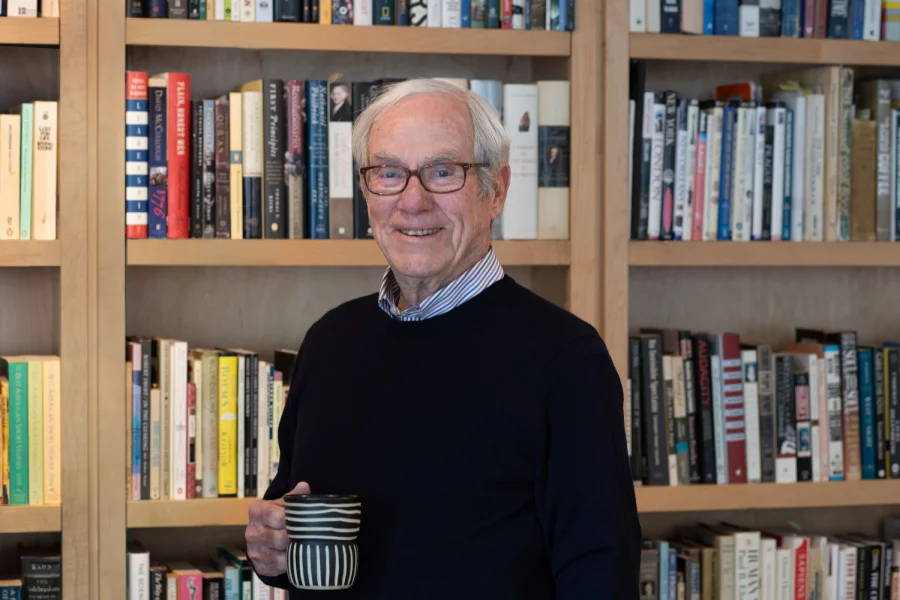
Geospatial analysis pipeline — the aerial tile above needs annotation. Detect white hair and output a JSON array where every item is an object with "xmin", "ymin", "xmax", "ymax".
[{"xmin": 351, "ymin": 78, "xmax": 510, "ymax": 199}]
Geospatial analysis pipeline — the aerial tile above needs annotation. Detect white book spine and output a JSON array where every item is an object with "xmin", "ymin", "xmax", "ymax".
[
  {"xmin": 237, "ymin": 355, "xmax": 245, "ymax": 498},
  {"xmin": 760, "ymin": 537, "xmax": 777, "ymax": 600},
  {"xmin": 630, "ymin": 0, "xmax": 646, "ymax": 31},
  {"xmin": 811, "ymin": 423, "xmax": 821, "ymax": 482},
  {"xmin": 703, "ymin": 107, "xmax": 723, "ymax": 241},
  {"xmin": 742, "ymin": 349, "xmax": 762, "ymax": 483},
  {"xmin": 426, "ymin": 0, "xmax": 441, "ymax": 25},
  {"xmin": 645, "ymin": 0, "xmax": 661, "ymax": 32},
  {"xmin": 791, "ymin": 98, "xmax": 806, "ymax": 241},
  {"xmin": 752, "ymin": 105, "xmax": 767, "ymax": 240},
  {"xmin": 241, "ymin": 0, "xmax": 254, "ymax": 22},
  {"xmin": 710, "ymin": 352, "xmax": 729, "ymax": 484},
  {"xmin": 501, "ymin": 84, "xmax": 539, "ymax": 239},
  {"xmin": 825, "ymin": 346, "xmax": 845, "ymax": 480},
  {"xmin": 806, "ymin": 355, "xmax": 819, "ymax": 477},
  {"xmin": 734, "ymin": 532, "xmax": 761, "ymax": 600},
  {"xmin": 647, "ymin": 100, "xmax": 666, "ymax": 241},
  {"xmin": 817, "ymin": 351, "xmax": 830, "ymax": 481},
  {"xmin": 838, "ymin": 547, "xmax": 857, "ymax": 600},
  {"xmin": 170, "ymin": 341, "xmax": 188, "ymax": 500},
  {"xmin": 255, "ymin": 0, "xmax": 273, "ymax": 20},
  {"xmin": 191, "ymin": 358, "xmax": 203, "ymax": 497},
  {"xmin": 355, "ymin": 0, "xmax": 373, "ymax": 23},
  {"xmin": 864, "ymin": 0, "xmax": 881, "ymax": 40},
  {"xmin": 776, "ymin": 548, "xmax": 793, "ymax": 600},
  {"xmin": 682, "ymin": 101, "xmax": 699, "ymax": 241},
  {"xmin": 216, "ymin": 0, "xmax": 225, "ymax": 19},
  {"xmin": 441, "ymin": 0, "xmax": 460, "ymax": 26},
  {"xmin": 257, "ymin": 361, "xmax": 270, "ymax": 496},
  {"xmin": 6, "ymin": 0, "xmax": 38, "ymax": 15},
  {"xmin": 770, "ymin": 106, "xmax": 786, "ymax": 240},
  {"xmin": 127, "ymin": 549, "xmax": 150, "ymax": 600},
  {"xmin": 512, "ymin": 0, "xmax": 525, "ymax": 27},
  {"xmin": 741, "ymin": 105, "xmax": 756, "ymax": 241},
  {"xmin": 806, "ymin": 94, "xmax": 825, "ymax": 241},
  {"xmin": 730, "ymin": 105, "xmax": 748, "ymax": 240},
  {"xmin": 739, "ymin": 2, "xmax": 760, "ymax": 35},
  {"xmin": 673, "ymin": 101, "xmax": 689, "ymax": 240}
]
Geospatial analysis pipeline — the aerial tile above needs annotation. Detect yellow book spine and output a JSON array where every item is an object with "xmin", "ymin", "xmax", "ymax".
[
  {"xmin": 319, "ymin": 0, "xmax": 331, "ymax": 23},
  {"xmin": 218, "ymin": 355, "xmax": 238, "ymax": 496},
  {"xmin": 229, "ymin": 91, "xmax": 243, "ymax": 239},
  {"xmin": 42, "ymin": 357, "xmax": 61, "ymax": 505},
  {"xmin": 27, "ymin": 359, "xmax": 43, "ymax": 505}
]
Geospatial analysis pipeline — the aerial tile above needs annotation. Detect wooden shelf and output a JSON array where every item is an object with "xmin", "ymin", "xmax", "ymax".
[
  {"xmin": 127, "ymin": 498, "xmax": 258, "ymax": 528},
  {"xmin": 630, "ymin": 33, "xmax": 900, "ymax": 66},
  {"xmin": 0, "ymin": 240, "xmax": 61, "ymax": 266},
  {"xmin": 0, "ymin": 505, "xmax": 62, "ymax": 533},
  {"xmin": 0, "ymin": 17, "xmax": 59, "ymax": 46},
  {"xmin": 125, "ymin": 18, "xmax": 571, "ymax": 56},
  {"xmin": 636, "ymin": 480, "xmax": 900, "ymax": 513},
  {"xmin": 126, "ymin": 239, "xmax": 571, "ymax": 267},
  {"xmin": 628, "ymin": 241, "xmax": 900, "ymax": 267}
]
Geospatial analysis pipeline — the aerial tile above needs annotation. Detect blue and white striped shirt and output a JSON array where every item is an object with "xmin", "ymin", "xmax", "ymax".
[{"xmin": 377, "ymin": 245, "xmax": 505, "ymax": 321}]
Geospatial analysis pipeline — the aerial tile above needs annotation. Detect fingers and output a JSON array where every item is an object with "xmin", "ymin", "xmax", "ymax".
[{"xmin": 245, "ymin": 520, "xmax": 290, "ymax": 577}]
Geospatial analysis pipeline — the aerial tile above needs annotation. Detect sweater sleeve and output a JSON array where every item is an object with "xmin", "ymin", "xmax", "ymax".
[{"xmin": 534, "ymin": 333, "xmax": 643, "ymax": 599}]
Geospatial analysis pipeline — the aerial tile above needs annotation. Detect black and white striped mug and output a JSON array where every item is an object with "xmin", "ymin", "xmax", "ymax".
[{"xmin": 283, "ymin": 493, "xmax": 362, "ymax": 590}]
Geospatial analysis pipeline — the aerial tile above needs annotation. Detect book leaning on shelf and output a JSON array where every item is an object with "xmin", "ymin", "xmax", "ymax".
[
  {"xmin": 630, "ymin": 0, "xmax": 899, "ymax": 41},
  {"xmin": 0, "ymin": 102, "xmax": 59, "ymax": 241},
  {"xmin": 127, "ymin": 0, "xmax": 573, "ymax": 31},
  {"xmin": 0, "ymin": 355, "xmax": 62, "ymax": 507},
  {"xmin": 125, "ymin": 337, "xmax": 298, "ymax": 501},
  {"xmin": 125, "ymin": 71, "xmax": 570, "ymax": 242},
  {"xmin": 626, "ymin": 327, "xmax": 900, "ymax": 487},
  {"xmin": 638, "ymin": 516, "xmax": 900, "ymax": 600},
  {"xmin": 628, "ymin": 61, "xmax": 900, "ymax": 243}
]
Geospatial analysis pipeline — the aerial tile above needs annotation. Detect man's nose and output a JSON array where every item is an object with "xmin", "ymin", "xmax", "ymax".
[{"xmin": 397, "ymin": 175, "xmax": 431, "ymax": 213}]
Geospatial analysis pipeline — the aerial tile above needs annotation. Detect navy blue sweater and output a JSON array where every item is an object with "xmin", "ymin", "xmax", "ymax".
[{"xmin": 255, "ymin": 275, "xmax": 642, "ymax": 598}]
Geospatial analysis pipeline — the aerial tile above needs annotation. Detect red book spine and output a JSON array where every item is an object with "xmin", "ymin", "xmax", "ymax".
[
  {"xmin": 166, "ymin": 72, "xmax": 191, "ymax": 238},
  {"xmin": 720, "ymin": 333, "xmax": 748, "ymax": 483},
  {"xmin": 501, "ymin": 0, "xmax": 512, "ymax": 28},
  {"xmin": 186, "ymin": 381, "xmax": 197, "ymax": 499},
  {"xmin": 793, "ymin": 539, "xmax": 808, "ymax": 600}
]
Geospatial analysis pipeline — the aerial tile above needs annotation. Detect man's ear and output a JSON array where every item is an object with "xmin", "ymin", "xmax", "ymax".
[{"xmin": 490, "ymin": 163, "xmax": 511, "ymax": 220}]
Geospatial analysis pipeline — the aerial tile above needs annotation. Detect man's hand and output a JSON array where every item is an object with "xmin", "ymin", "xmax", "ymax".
[{"xmin": 246, "ymin": 481, "xmax": 310, "ymax": 576}]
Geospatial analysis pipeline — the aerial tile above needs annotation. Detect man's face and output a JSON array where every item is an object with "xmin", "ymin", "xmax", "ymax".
[{"xmin": 363, "ymin": 94, "xmax": 508, "ymax": 288}]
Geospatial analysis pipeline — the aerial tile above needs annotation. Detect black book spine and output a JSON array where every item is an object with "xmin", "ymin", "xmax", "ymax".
[
  {"xmin": 191, "ymin": 99, "xmax": 204, "ymax": 238},
  {"xmin": 660, "ymin": 90, "xmax": 678, "ymax": 240},
  {"xmin": 250, "ymin": 353, "xmax": 259, "ymax": 497},
  {"xmin": 757, "ymin": 345, "xmax": 777, "ymax": 482},
  {"xmin": 856, "ymin": 543, "xmax": 870, "ymax": 599},
  {"xmin": 869, "ymin": 543, "xmax": 883, "ymax": 599},
  {"xmin": 775, "ymin": 354, "xmax": 796, "ymax": 482},
  {"xmin": 629, "ymin": 60, "xmax": 647, "ymax": 240},
  {"xmin": 201, "ymin": 99, "xmax": 216, "ymax": 238},
  {"xmin": 691, "ymin": 333, "xmax": 716, "ymax": 483},
  {"xmin": 149, "ymin": 566, "xmax": 165, "ymax": 600},
  {"xmin": 130, "ymin": 0, "xmax": 146, "ymax": 17},
  {"xmin": 214, "ymin": 97, "xmax": 231, "ymax": 237},
  {"xmin": 874, "ymin": 348, "xmax": 887, "ymax": 478},
  {"xmin": 828, "ymin": 0, "xmax": 849, "ymax": 38},
  {"xmin": 243, "ymin": 354, "xmax": 252, "ymax": 496},
  {"xmin": 888, "ymin": 348, "xmax": 900, "ymax": 479},
  {"xmin": 661, "ymin": 0, "xmax": 680, "ymax": 32},
  {"xmin": 679, "ymin": 332, "xmax": 700, "ymax": 484},
  {"xmin": 188, "ymin": 0, "xmax": 199, "ymax": 17},
  {"xmin": 794, "ymin": 370, "xmax": 812, "ymax": 481},
  {"xmin": 640, "ymin": 335, "xmax": 668, "ymax": 485},
  {"xmin": 20, "ymin": 554, "xmax": 62, "ymax": 600},
  {"xmin": 882, "ymin": 543, "xmax": 893, "ymax": 600},
  {"xmin": 762, "ymin": 103, "xmax": 776, "ymax": 240},
  {"xmin": 278, "ymin": 0, "xmax": 300, "ymax": 20},
  {"xmin": 628, "ymin": 337, "xmax": 643, "ymax": 483},
  {"xmin": 263, "ymin": 79, "xmax": 286, "ymax": 238}
]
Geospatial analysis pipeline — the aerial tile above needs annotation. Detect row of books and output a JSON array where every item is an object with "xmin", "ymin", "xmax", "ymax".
[
  {"xmin": 0, "ymin": 545, "xmax": 61, "ymax": 599},
  {"xmin": 125, "ymin": 337, "xmax": 295, "ymax": 501},
  {"xmin": 124, "ymin": 72, "xmax": 570, "ymax": 242},
  {"xmin": 126, "ymin": 544, "xmax": 283, "ymax": 600},
  {"xmin": 0, "ymin": 355, "xmax": 61, "ymax": 506},
  {"xmin": 626, "ymin": 327, "xmax": 900, "ymax": 487},
  {"xmin": 641, "ymin": 516, "xmax": 900, "ymax": 600},
  {"xmin": 0, "ymin": 102, "xmax": 59, "ymax": 242},
  {"xmin": 630, "ymin": 0, "xmax": 900, "ymax": 41},
  {"xmin": 0, "ymin": 1, "xmax": 58, "ymax": 16},
  {"xmin": 629, "ymin": 63, "xmax": 900, "ymax": 243},
  {"xmin": 128, "ymin": 0, "xmax": 574, "ymax": 30}
]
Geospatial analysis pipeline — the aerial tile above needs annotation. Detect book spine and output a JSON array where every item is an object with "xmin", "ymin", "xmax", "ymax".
[
  {"xmin": 8, "ymin": 361, "xmax": 29, "ymax": 504},
  {"xmin": 770, "ymin": 104, "xmax": 786, "ymax": 240},
  {"xmin": 126, "ymin": 73, "xmax": 149, "ymax": 239},
  {"xmin": 716, "ymin": 103, "xmax": 736, "ymax": 240},
  {"xmin": 742, "ymin": 349, "xmax": 762, "ymax": 483},
  {"xmin": 306, "ymin": 80, "xmax": 330, "ymax": 239},
  {"xmin": 691, "ymin": 108, "xmax": 707, "ymax": 241},
  {"xmin": 148, "ymin": 81, "xmax": 168, "ymax": 238},
  {"xmin": 218, "ymin": 355, "xmax": 238, "ymax": 496},
  {"xmin": 721, "ymin": 333, "xmax": 747, "ymax": 483},
  {"xmin": 641, "ymin": 335, "xmax": 668, "ymax": 485},
  {"xmin": 715, "ymin": 0, "xmax": 740, "ymax": 33},
  {"xmin": 374, "ymin": 0, "xmax": 394, "ymax": 22},
  {"xmin": 838, "ymin": 67, "xmax": 854, "ymax": 241},
  {"xmin": 352, "ymin": 81, "xmax": 374, "ymax": 239},
  {"xmin": 782, "ymin": 107, "xmax": 793, "ymax": 240},
  {"xmin": 241, "ymin": 90, "xmax": 262, "ymax": 239},
  {"xmin": 165, "ymin": 73, "xmax": 191, "ymax": 238},
  {"xmin": 757, "ymin": 344, "xmax": 776, "ymax": 482},
  {"xmin": 859, "ymin": 348, "xmax": 876, "ymax": 479},
  {"xmin": 851, "ymin": 0, "xmax": 865, "ymax": 36},
  {"xmin": 794, "ymin": 370, "xmax": 813, "ymax": 481},
  {"xmin": 828, "ymin": 0, "xmax": 850, "ymax": 36},
  {"xmin": 679, "ymin": 334, "xmax": 700, "ymax": 484},
  {"xmin": 823, "ymin": 344, "xmax": 846, "ymax": 480},
  {"xmin": 214, "ymin": 97, "xmax": 231, "ymax": 237},
  {"xmin": 660, "ymin": 91, "xmax": 677, "ymax": 240},
  {"xmin": 681, "ymin": 100, "xmax": 699, "ymax": 241},
  {"xmin": 874, "ymin": 348, "xmax": 887, "ymax": 478},
  {"xmin": 17, "ymin": 104, "xmax": 33, "ymax": 241},
  {"xmin": 201, "ymin": 100, "xmax": 215, "ymax": 238},
  {"xmin": 628, "ymin": 338, "xmax": 643, "ymax": 482},
  {"xmin": 782, "ymin": 0, "xmax": 800, "ymax": 34},
  {"xmin": 186, "ymin": 381, "xmax": 197, "ymax": 498},
  {"xmin": 284, "ymin": 81, "xmax": 305, "ymax": 239},
  {"xmin": 327, "ymin": 81, "xmax": 354, "ymax": 239},
  {"xmin": 661, "ymin": 0, "xmax": 680, "ymax": 31},
  {"xmin": 229, "ymin": 92, "xmax": 244, "ymax": 240},
  {"xmin": 662, "ymin": 356, "xmax": 678, "ymax": 484},
  {"xmin": 775, "ymin": 354, "xmax": 797, "ymax": 483},
  {"xmin": 888, "ymin": 348, "xmax": 900, "ymax": 479},
  {"xmin": 190, "ymin": 99, "xmax": 203, "ymax": 238},
  {"xmin": 840, "ymin": 332, "xmax": 862, "ymax": 480},
  {"xmin": 692, "ymin": 334, "xmax": 717, "ymax": 483}
]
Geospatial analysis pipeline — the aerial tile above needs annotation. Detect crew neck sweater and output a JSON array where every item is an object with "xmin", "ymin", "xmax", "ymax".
[{"xmin": 256, "ymin": 275, "xmax": 642, "ymax": 599}]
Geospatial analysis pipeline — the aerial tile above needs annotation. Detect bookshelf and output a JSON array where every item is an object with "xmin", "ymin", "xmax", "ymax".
[
  {"xmin": 0, "ymin": 0, "xmax": 90, "ymax": 596},
  {"xmin": 127, "ymin": 498, "xmax": 257, "ymax": 528},
  {"xmin": 628, "ymin": 240, "xmax": 900, "ymax": 267}
]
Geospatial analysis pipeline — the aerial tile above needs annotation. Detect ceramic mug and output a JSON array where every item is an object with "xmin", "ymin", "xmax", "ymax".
[{"xmin": 283, "ymin": 493, "xmax": 362, "ymax": 590}]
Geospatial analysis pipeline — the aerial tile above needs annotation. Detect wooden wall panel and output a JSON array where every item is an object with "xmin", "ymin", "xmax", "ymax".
[{"xmin": 0, "ymin": 268, "xmax": 59, "ymax": 355}]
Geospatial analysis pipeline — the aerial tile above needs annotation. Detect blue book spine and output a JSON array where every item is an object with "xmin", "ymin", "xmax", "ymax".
[
  {"xmin": 782, "ymin": 0, "xmax": 800, "ymax": 36},
  {"xmin": 828, "ymin": 0, "xmax": 849, "ymax": 37},
  {"xmin": 669, "ymin": 547, "xmax": 677, "ymax": 600},
  {"xmin": 714, "ymin": 0, "xmax": 738, "ymax": 34},
  {"xmin": 132, "ymin": 363, "xmax": 141, "ymax": 497},
  {"xmin": 461, "ymin": 0, "xmax": 471, "ymax": 25},
  {"xmin": 556, "ymin": 0, "xmax": 565, "ymax": 30},
  {"xmin": 717, "ymin": 104, "xmax": 736, "ymax": 240},
  {"xmin": 0, "ymin": 585, "xmax": 23, "ymax": 600},
  {"xmin": 524, "ymin": 0, "xmax": 530, "ymax": 27},
  {"xmin": 782, "ymin": 108, "xmax": 793, "ymax": 241},
  {"xmin": 850, "ymin": 0, "xmax": 864, "ymax": 38},
  {"xmin": 704, "ymin": 0, "xmax": 715, "ymax": 33},
  {"xmin": 860, "ymin": 347, "xmax": 876, "ymax": 479},
  {"xmin": 147, "ymin": 80, "xmax": 168, "ymax": 238},
  {"xmin": 125, "ymin": 83, "xmax": 148, "ymax": 238},
  {"xmin": 306, "ymin": 81, "xmax": 330, "ymax": 239}
]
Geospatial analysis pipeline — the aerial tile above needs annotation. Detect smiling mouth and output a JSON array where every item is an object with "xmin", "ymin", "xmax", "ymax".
[{"xmin": 397, "ymin": 228, "xmax": 442, "ymax": 237}]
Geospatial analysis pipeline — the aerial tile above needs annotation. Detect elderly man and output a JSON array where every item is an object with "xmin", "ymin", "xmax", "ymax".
[{"xmin": 245, "ymin": 78, "xmax": 642, "ymax": 598}]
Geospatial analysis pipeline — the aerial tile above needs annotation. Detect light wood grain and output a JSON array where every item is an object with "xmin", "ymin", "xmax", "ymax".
[
  {"xmin": 128, "ymin": 499, "xmax": 258, "ymax": 528},
  {"xmin": 125, "ymin": 239, "xmax": 570, "ymax": 266},
  {"xmin": 0, "ymin": 17, "xmax": 59, "ymax": 45},
  {"xmin": 631, "ymin": 33, "xmax": 900, "ymax": 66},
  {"xmin": 0, "ymin": 241, "xmax": 61, "ymax": 266},
  {"xmin": 126, "ymin": 18, "xmax": 571, "ymax": 56},
  {"xmin": 636, "ymin": 480, "xmax": 900, "ymax": 513},
  {"xmin": 629, "ymin": 241, "xmax": 900, "ymax": 266},
  {"xmin": 0, "ymin": 505, "xmax": 62, "ymax": 533}
]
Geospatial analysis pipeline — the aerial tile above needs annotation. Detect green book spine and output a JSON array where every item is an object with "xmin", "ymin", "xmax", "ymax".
[
  {"xmin": 6, "ymin": 360, "xmax": 29, "ymax": 505},
  {"xmin": 374, "ymin": 0, "xmax": 393, "ymax": 24},
  {"xmin": 19, "ymin": 104, "xmax": 33, "ymax": 241},
  {"xmin": 471, "ymin": 0, "xmax": 486, "ymax": 26}
]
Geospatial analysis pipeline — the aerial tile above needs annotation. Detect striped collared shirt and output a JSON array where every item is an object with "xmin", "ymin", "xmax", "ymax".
[{"xmin": 377, "ymin": 245, "xmax": 505, "ymax": 321}]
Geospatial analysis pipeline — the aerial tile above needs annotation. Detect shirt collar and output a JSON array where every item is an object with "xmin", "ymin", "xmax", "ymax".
[{"xmin": 377, "ymin": 245, "xmax": 504, "ymax": 321}]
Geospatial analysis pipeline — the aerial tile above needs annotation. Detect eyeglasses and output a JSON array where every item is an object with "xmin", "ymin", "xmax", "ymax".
[{"xmin": 359, "ymin": 162, "xmax": 488, "ymax": 195}]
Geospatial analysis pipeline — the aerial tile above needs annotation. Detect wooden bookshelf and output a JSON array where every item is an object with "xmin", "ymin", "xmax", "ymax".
[
  {"xmin": 0, "ymin": 17, "xmax": 60, "ymax": 46},
  {"xmin": 125, "ymin": 18, "xmax": 572, "ymax": 56},
  {"xmin": 125, "ymin": 239, "xmax": 571, "ymax": 267},
  {"xmin": 0, "ymin": 505, "xmax": 62, "ymax": 533},
  {"xmin": 0, "ymin": 240, "xmax": 61, "ymax": 266},
  {"xmin": 127, "ymin": 499, "xmax": 258, "ymax": 528},
  {"xmin": 630, "ymin": 33, "xmax": 900, "ymax": 66},
  {"xmin": 628, "ymin": 241, "xmax": 900, "ymax": 267},
  {"xmin": 636, "ymin": 480, "xmax": 900, "ymax": 513}
]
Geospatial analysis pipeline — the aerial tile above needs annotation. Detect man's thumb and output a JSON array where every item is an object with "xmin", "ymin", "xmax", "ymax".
[{"xmin": 289, "ymin": 481, "xmax": 311, "ymax": 495}]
